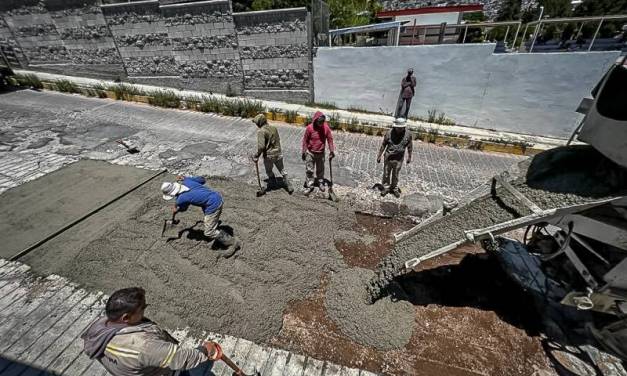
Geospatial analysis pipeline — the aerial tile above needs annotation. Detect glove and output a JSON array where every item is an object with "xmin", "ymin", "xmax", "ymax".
[
  {"xmin": 202, "ymin": 341, "xmax": 223, "ymax": 361},
  {"xmin": 301, "ymin": 153, "xmax": 306, "ymax": 161},
  {"xmin": 329, "ymin": 151, "xmax": 335, "ymax": 160}
]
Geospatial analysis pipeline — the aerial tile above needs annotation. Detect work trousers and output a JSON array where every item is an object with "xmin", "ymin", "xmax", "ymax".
[
  {"xmin": 263, "ymin": 154, "xmax": 287, "ymax": 179},
  {"xmin": 203, "ymin": 204, "xmax": 223, "ymax": 239},
  {"xmin": 396, "ymin": 97, "xmax": 412, "ymax": 119},
  {"xmin": 382, "ymin": 159, "xmax": 403, "ymax": 190},
  {"xmin": 305, "ymin": 151, "xmax": 325, "ymax": 185}
]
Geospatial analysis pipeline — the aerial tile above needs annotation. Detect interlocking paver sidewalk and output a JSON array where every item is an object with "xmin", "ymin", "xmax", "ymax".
[{"xmin": 0, "ymin": 89, "xmax": 523, "ymax": 200}]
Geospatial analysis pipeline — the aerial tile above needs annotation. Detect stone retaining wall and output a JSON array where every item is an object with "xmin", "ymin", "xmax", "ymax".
[
  {"xmin": 0, "ymin": 0, "xmax": 313, "ymax": 100},
  {"xmin": 234, "ymin": 8, "xmax": 312, "ymax": 102}
]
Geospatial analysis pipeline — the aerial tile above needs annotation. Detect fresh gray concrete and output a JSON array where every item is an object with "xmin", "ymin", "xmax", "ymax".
[
  {"xmin": 314, "ymin": 45, "xmax": 620, "ymax": 138},
  {"xmin": 0, "ymin": 89, "xmax": 523, "ymax": 203}
]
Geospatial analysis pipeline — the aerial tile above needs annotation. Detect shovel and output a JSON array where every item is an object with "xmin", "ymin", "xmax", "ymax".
[
  {"xmin": 328, "ymin": 156, "xmax": 338, "ymax": 202},
  {"xmin": 160, "ymin": 213, "xmax": 180, "ymax": 238},
  {"xmin": 221, "ymin": 353, "xmax": 260, "ymax": 376},
  {"xmin": 116, "ymin": 139, "xmax": 140, "ymax": 154},
  {"xmin": 253, "ymin": 158, "xmax": 266, "ymax": 197}
]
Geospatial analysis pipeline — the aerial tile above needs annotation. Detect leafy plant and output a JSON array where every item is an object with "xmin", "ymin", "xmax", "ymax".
[
  {"xmin": 306, "ymin": 101, "xmax": 338, "ymax": 110},
  {"xmin": 328, "ymin": 112, "xmax": 340, "ymax": 130},
  {"xmin": 149, "ymin": 90, "xmax": 181, "ymax": 108},
  {"xmin": 284, "ymin": 110, "xmax": 298, "ymax": 123},
  {"xmin": 303, "ymin": 114, "xmax": 313, "ymax": 126},
  {"xmin": 198, "ymin": 96, "xmax": 265, "ymax": 118},
  {"xmin": 13, "ymin": 74, "xmax": 43, "ymax": 89},
  {"xmin": 427, "ymin": 125, "xmax": 440, "ymax": 143},
  {"xmin": 55, "ymin": 80, "xmax": 79, "ymax": 93}
]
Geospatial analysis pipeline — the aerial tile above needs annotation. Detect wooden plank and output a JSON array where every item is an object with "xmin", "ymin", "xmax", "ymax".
[
  {"xmin": 206, "ymin": 334, "xmax": 238, "ymax": 376},
  {"xmin": 0, "ymin": 283, "xmax": 79, "ymax": 353},
  {"xmin": 0, "ymin": 276, "xmax": 68, "ymax": 329},
  {"xmin": 1, "ymin": 287, "xmax": 90, "ymax": 367},
  {"xmin": 34, "ymin": 301, "xmax": 104, "ymax": 375},
  {"xmin": 241, "ymin": 343, "xmax": 271, "ymax": 375},
  {"xmin": 303, "ymin": 358, "xmax": 325, "ymax": 376},
  {"xmin": 0, "ymin": 264, "xmax": 32, "ymax": 294},
  {"xmin": 220, "ymin": 338, "xmax": 253, "ymax": 376},
  {"xmin": 323, "ymin": 363, "xmax": 342, "ymax": 376},
  {"xmin": 283, "ymin": 353, "xmax": 307, "ymax": 376},
  {"xmin": 264, "ymin": 348, "xmax": 290, "ymax": 376},
  {"xmin": 0, "ymin": 268, "xmax": 35, "ymax": 305},
  {"xmin": 10, "ymin": 292, "xmax": 102, "ymax": 366}
]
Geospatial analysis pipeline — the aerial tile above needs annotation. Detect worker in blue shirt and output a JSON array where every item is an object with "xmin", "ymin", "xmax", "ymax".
[{"xmin": 161, "ymin": 175, "xmax": 239, "ymax": 255}]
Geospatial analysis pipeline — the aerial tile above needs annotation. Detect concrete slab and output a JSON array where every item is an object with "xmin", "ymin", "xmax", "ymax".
[{"xmin": 0, "ymin": 159, "xmax": 158, "ymax": 259}]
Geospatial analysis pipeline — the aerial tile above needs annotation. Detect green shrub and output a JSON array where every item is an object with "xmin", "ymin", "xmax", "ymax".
[
  {"xmin": 107, "ymin": 83, "xmax": 146, "ymax": 100},
  {"xmin": 328, "ymin": 112, "xmax": 340, "ymax": 130},
  {"xmin": 306, "ymin": 101, "xmax": 337, "ymax": 110},
  {"xmin": 55, "ymin": 80, "xmax": 79, "ymax": 93},
  {"xmin": 13, "ymin": 74, "xmax": 43, "ymax": 89},
  {"xmin": 284, "ymin": 110, "xmax": 298, "ymax": 123},
  {"xmin": 149, "ymin": 90, "xmax": 181, "ymax": 108},
  {"xmin": 198, "ymin": 96, "xmax": 265, "ymax": 118}
]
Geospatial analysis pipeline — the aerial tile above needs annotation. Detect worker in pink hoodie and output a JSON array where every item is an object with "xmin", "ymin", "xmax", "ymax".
[{"xmin": 301, "ymin": 111, "xmax": 335, "ymax": 193}]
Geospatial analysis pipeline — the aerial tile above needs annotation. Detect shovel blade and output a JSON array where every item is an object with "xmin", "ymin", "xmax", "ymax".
[{"xmin": 161, "ymin": 220, "xmax": 180, "ymax": 238}]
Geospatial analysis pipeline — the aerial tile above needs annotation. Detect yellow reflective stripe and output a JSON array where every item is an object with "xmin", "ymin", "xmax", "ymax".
[
  {"xmin": 106, "ymin": 344, "xmax": 140, "ymax": 355},
  {"xmin": 160, "ymin": 344, "xmax": 178, "ymax": 368},
  {"xmin": 106, "ymin": 348, "xmax": 139, "ymax": 359}
]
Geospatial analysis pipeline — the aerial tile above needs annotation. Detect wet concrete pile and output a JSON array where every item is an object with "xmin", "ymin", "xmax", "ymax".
[
  {"xmin": 366, "ymin": 145, "xmax": 627, "ymax": 301},
  {"xmin": 46, "ymin": 177, "xmax": 358, "ymax": 343}
]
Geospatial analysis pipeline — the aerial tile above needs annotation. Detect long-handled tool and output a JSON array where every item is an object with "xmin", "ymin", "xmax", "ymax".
[
  {"xmin": 253, "ymin": 159, "xmax": 265, "ymax": 197},
  {"xmin": 160, "ymin": 212, "xmax": 180, "ymax": 238},
  {"xmin": 328, "ymin": 156, "xmax": 338, "ymax": 202},
  {"xmin": 116, "ymin": 139, "xmax": 140, "ymax": 154},
  {"xmin": 221, "ymin": 353, "xmax": 260, "ymax": 376}
]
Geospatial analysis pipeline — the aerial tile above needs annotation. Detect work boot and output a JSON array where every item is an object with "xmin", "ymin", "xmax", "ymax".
[
  {"xmin": 212, "ymin": 231, "xmax": 240, "ymax": 258},
  {"xmin": 317, "ymin": 179, "xmax": 325, "ymax": 192},
  {"xmin": 392, "ymin": 188, "xmax": 401, "ymax": 198},
  {"xmin": 380, "ymin": 187, "xmax": 389, "ymax": 197},
  {"xmin": 283, "ymin": 175, "xmax": 294, "ymax": 194}
]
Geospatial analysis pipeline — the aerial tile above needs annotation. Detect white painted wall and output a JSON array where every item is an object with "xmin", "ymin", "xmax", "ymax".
[{"xmin": 313, "ymin": 44, "xmax": 620, "ymax": 138}]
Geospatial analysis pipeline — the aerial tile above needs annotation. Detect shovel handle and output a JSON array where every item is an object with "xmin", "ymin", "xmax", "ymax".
[{"xmin": 221, "ymin": 354, "xmax": 247, "ymax": 375}]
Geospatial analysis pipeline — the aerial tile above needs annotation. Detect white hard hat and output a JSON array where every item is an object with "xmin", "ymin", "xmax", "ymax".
[
  {"xmin": 161, "ymin": 182, "xmax": 184, "ymax": 200},
  {"xmin": 392, "ymin": 118, "xmax": 407, "ymax": 127}
]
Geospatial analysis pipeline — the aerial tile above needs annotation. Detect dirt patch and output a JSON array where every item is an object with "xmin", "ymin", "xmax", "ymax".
[
  {"xmin": 273, "ymin": 245, "xmax": 553, "ymax": 376},
  {"xmin": 367, "ymin": 145, "xmax": 627, "ymax": 301},
  {"xmin": 335, "ymin": 213, "xmax": 414, "ymax": 269}
]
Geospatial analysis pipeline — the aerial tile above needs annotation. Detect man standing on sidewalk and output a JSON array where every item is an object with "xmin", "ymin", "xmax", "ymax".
[
  {"xmin": 251, "ymin": 114, "xmax": 294, "ymax": 194},
  {"xmin": 82, "ymin": 287, "xmax": 224, "ymax": 376},
  {"xmin": 396, "ymin": 68, "xmax": 416, "ymax": 119},
  {"xmin": 301, "ymin": 111, "xmax": 335, "ymax": 195},
  {"xmin": 377, "ymin": 118, "xmax": 413, "ymax": 198}
]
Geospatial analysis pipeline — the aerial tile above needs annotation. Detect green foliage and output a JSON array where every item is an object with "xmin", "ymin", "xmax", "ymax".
[
  {"xmin": 327, "ymin": 0, "xmax": 382, "ymax": 28},
  {"xmin": 425, "ymin": 108, "xmax": 455, "ymax": 126},
  {"xmin": 198, "ymin": 96, "xmax": 266, "ymax": 118},
  {"xmin": 284, "ymin": 110, "xmax": 298, "ymax": 123},
  {"xmin": 303, "ymin": 114, "xmax": 313, "ymax": 126},
  {"xmin": 327, "ymin": 112, "xmax": 340, "ymax": 129},
  {"xmin": 55, "ymin": 80, "xmax": 80, "ymax": 93},
  {"xmin": 249, "ymin": 0, "xmax": 308, "ymax": 11},
  {"xmin": 574, "ymin": 0, "xmax": 627, "ymax": 16},
  {"xmin": 463, "ymin": 12, "xmax": 487, "ymax": 23},
  {"xmin": 148, "ymin": 90, "xmax": 181, "ymax": 108},
  {"xmin": 307, "ymin": 101, "xmax": 338, "ymax": 110},
  {"xmin": 13, "ymin": 74, "xmax": 43, "ymax": 89}
]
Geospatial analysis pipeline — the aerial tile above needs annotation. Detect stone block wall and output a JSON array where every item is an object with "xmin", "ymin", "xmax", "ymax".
[
  {"xmin": 161, "ymin": 0, "xmax": 242, "ymax": 94},
  {"xmin": 101, "ymin": 1, "xmax": 175, "ymax": 77},
  {"xmin": 235, "ymin": 8, "xmax": 312, "ymax": 102},
  {"xmin": 0, "ymin": 0, "xmax": 313, "ymax": 100}
]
